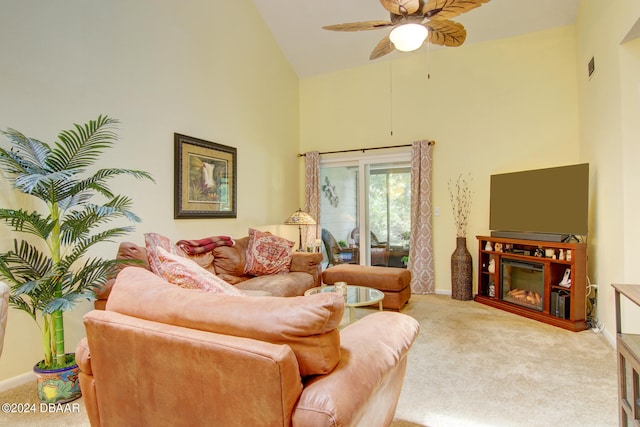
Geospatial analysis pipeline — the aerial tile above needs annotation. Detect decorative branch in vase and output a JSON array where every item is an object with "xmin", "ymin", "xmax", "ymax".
[
  {"xmin": 448, "ymin": 173, "xmax": 473, "ymax": 301},
  {"xmin": 448, "ymin": 173, "xmax": 473, "ymax": 238}
]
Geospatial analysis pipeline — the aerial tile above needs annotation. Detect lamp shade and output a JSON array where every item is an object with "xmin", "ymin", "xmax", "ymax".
[
  {"xmin": 284, "ymin": 209, "xmax": 316, "ymax": 226},
  {"xmin": 389, "ymin": 23, "xmax": 428, "ymax": 52}
]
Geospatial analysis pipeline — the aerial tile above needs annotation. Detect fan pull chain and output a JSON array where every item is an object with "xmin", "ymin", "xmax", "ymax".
[
  {"xmin": 389, "ymin": 58, "xmax": 393, "ymax": 136},
  {"xmin": 427, "ymin": 41, "xmax": 431, "ymax": 79}
]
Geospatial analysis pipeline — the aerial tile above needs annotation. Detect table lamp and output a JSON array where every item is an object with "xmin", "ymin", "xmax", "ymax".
[{"xmin": 284, "ymin": 208, "xmax": 316, "ymax": 251}]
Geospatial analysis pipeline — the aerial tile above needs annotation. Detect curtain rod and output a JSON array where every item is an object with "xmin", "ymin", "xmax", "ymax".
[{"xmin": 297, "ymin": 141, "xmax": 435, "ymax": 157}]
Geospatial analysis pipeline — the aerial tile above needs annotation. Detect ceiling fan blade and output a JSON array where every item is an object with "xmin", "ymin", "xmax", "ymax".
[
  {"xmin": 370, "ymin": 35, "xmax": 395, "ymax": 60},
  {"xmin": 323, "ymin": 20, "xmax": 393, "ymax": 32},
  {"xmin": 379, "ymin": 0, "xmax": 421, "ymax": 16},
  {"xmin": 423, "ymin": 0, "xmax": 490, "ymax": 20},
  {"xmin": 426, "ymin": 20, "xmax": 466, "ymax": 47}
]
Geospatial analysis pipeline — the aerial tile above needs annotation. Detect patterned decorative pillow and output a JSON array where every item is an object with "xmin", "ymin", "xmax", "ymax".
[
  {"xmin": 244, "ymin": 228, "xmax": 294, "ymax": 276},
  {"xmin": 144, "ymin": 232, "xmax": 186, "ymax": 275},
  {"xmin": 155, "ymin": 247, "xmax": 245, "ymax": 296}
]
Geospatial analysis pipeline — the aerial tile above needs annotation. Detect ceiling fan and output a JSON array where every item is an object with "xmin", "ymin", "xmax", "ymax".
[{"xmin": 323, "ymin": 0, "xmax": 491, "ymax": 60}]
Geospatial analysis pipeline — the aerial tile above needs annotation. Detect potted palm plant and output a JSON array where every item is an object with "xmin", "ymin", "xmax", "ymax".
[{"xmin": 0, "ymin": 115, "xmax": 153, "ymax": 403}]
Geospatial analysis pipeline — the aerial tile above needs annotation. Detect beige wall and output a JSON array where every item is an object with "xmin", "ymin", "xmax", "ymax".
[
  {"xmin": 620, "ymin": 38, "xmax": 640, "ymax": 331},
  {"xmin": 301, "ymin": 26, "xmax": 580, "ymax": 297},
  {"xmin": 575, "ymin": 0, "xmax": 640, "ymax": 336},
  {"xmin": 0, "ymin": 0, "xmax": 300, "ymax": 380}
]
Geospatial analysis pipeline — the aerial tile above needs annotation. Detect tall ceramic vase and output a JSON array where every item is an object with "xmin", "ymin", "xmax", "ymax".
[{"xmin": 451, "ymin": 236, "xmax": 473, "ymax": 300}]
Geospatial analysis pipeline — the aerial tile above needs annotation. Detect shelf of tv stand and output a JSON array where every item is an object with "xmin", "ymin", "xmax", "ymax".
[{"xmin": 475, "ymin": 235, "xmax": 587, "ymax": 332}]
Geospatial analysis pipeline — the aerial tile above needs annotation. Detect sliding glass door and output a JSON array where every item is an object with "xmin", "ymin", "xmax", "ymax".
[
  {"xmin": 368, "ymin": 163, "xmax": 411, "ymax": 267},
  {"xmin": 319, "ymin": 153, "xmax": 411, "ymax": 268},
  {"xmin": 319, "ymin": 164, "xmax": 359, "ymax": 266}
]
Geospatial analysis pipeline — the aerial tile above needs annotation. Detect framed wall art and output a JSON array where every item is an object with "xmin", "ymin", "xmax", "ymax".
[{"xmin": 174, "ymin": 133, "xmax": 237, "ymax": 218}]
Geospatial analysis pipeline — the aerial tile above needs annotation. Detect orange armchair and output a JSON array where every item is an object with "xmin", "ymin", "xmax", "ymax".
[{"xmin": 77, "ymin": 267, "xmax": 420, "ymax": 426}]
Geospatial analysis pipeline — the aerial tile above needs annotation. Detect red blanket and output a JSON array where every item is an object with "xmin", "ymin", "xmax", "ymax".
[{"xmin": 176, "ymin": 236, "xmax": 235, "ymax": 255}]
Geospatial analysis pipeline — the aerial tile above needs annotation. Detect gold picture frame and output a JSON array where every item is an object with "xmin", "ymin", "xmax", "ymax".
[{"xmin": 174, "ymin": 133, "xmax": 237, "ymax": 218}]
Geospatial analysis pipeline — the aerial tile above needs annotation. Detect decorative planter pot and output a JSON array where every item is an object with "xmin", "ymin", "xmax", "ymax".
[
  {"xmin": 451, "ymin": 236, "xmax": 473, "ymax": 301},
  {"xmin": 33, "ymin": 354, "xmax": 82, "ymax": 404}
]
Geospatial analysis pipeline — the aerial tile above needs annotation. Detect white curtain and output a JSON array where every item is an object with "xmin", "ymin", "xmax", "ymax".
[
  {"xmin": 409, "ymin": 140, "xmax": 435, "ymax": 294},
  {"xmin": 304, "ymin": 151, "xmax": 320, "ymax": 250}
]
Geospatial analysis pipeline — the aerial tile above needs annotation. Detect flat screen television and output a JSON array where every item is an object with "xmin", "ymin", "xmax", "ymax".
[{"xmin": 489, "ymin": 163, "xmax": 589, "ymax": 241}]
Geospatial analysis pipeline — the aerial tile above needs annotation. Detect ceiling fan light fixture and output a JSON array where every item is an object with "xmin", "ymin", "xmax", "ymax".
[{"xmin": 389, "ymin": 23, "xmax": 428, "ymax": 52}]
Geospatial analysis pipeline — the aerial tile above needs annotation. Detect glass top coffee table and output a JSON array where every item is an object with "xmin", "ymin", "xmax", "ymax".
[{"xmin": 304, "ymin": 285, "xmax": 384, "ymax": 323}]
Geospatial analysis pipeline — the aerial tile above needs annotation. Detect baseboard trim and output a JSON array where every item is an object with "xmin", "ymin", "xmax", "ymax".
[
  {"xmin": 0, "ymin": 371, "xmax": 35, "ymax": 393},
  {"xmin": 601, "ymin": 326, "xmax": 615, "ymax": 348}
]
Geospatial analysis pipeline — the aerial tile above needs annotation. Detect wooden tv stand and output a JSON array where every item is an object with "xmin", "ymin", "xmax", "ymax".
[{"xmin": 475, "ymin": 235, "xmax": 587, "ymax": 332}]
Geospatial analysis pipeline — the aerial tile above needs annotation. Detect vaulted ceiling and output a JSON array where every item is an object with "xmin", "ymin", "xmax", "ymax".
[{"xmin": 251, "ymin": 0, "xmax": 580, "ymax": 78}]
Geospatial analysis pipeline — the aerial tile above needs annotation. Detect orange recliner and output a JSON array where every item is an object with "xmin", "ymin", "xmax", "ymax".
[{"xmin": 77, "ymin": 267, "xmax": 419, "ymax": 427}]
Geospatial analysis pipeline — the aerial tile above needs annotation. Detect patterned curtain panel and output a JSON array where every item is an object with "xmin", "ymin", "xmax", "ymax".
[
  {"xmin": 409, "ymin": 141, "xmax": 435, "ymax": 294},
  {"xmin": 304, "ymin": 151, "xmax": 320, "ymax": 250}
]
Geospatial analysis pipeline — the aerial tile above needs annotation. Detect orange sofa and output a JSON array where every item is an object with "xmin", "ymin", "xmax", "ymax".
[
  {"xmin": 95, "ymin": 236, "xmax": 324, "ymax": 309},
  {"xmin": 77, "ymin": 267, "xmax": 419, "ymax": 426}
]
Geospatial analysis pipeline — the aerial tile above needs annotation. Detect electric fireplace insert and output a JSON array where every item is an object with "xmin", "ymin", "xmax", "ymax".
[{"xmin": 500, "ymin": 258, "xmax": 544, "ymax": 312}]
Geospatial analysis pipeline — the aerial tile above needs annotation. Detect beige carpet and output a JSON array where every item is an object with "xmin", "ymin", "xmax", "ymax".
[
  {"xmin": 392, "ymin": 295, "xmax": 617, "ymax": 427},
  {"xmin": 0, "ymin": 294, "xmax": 618, "ymax": 426}
]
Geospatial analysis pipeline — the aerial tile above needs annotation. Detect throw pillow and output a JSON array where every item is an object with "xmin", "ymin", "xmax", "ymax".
[
  {"xmin": 244, "ymin": 228, "xmax": 294, "ymax": 276},
  {"xmin": 144, "ymin": 232, "xmax": 186, "ymax": 275},
  {"xmin": 154, "ymin": 247, "xmax": 245, "ymax": 296}
]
